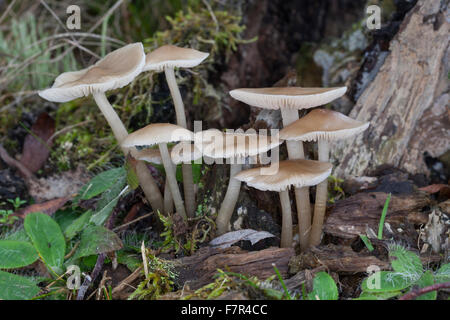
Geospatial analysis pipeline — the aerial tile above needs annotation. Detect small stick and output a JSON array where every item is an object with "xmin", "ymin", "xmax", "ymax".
[{"xmin": 399, "ymin": 282, "xmax": 450, "ymax": 300}]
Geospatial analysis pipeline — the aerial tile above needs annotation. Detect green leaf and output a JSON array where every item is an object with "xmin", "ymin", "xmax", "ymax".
[
  {"xmin": 413, "ymin": 271, "xmax": 436, "ymax": 300},
  {"xmin": 361, "ymin": 271, "xmax": 415, "ymax": 293},
  {"xmin": 389, "ymin": 246, "xmax": 423, "ymax": 277},
  {"xmin": 308, "ymin": 271, "xmax": 338, "ymax": 300},
  {"xmin": 355, "ymin": 291, "xmax": 401, "ymax": 300},
  {"xmin": 54, "ymin": 208, "xmax": 83, "ymax": 233},
  {"xmin": 89, "ymin": 175, "xmax": 128, "ymax": 226},
  {"xmin": 64, "ymin": 210, "xmax": 93, "ymax": 240},
  {"xmin": 24, "ymin": 213, "xmax": 65, "ymax": 273},
  {"xmin": 0, "ymin": 270, "xmax": 40, "ymax": 300},
  {"xmin": 125, "ymin": 161, "xmax": 139, "ymax": 190},
  {"xmin": 74, "ymin": 167, "xmax": 126, "ymax": 203},
  {"xmin": 377, "ymin": 193, "xmax": 391, "ymax": 239},
  {"xmin": 0, "ymin": 240, "xmax": 38, "ymax": 269},
  {"xmin": 117, "ymin": 251, "xmax": 141, "ymax": 271},
  {"xmin": 435, "ymin": 263, "xmax": 450, "ymax": 284},
  {"xmin": 359, "ymin": 234, "xmax": 374, "ymax": 252},
  {"xmin": 73, "ymin": 225, "xmax": 123, "ymax": 259}
]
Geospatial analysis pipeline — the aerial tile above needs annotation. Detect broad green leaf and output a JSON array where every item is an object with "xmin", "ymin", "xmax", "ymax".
[
  {"xmin": 73, "ymin": 225, "xmax": 122, "ymax": 259},
  {"xmin": 361, "ymin": 271, "xmax": 416, "ymax": 293},
  {"xmin": 389, "ymin": 246, "xmax": 423, "ymax": 277},
  {"xmin": 355, "ymin": 291, "xmax": 401, "ymax": 300},
  {"xmin": 24, "ymin": 213, "xmax": 65, "ymax": 273},
  {"xmin": 0, "ymin": 240, "xmax": 38, "ymax": 269},
  {"xmin": 74, "ymin": 167, "xmax": 126, "ymax": 203},
  {"xmin": 117, "ymin": 251, "xmax": 141, "ymax": 271},
  {"xmin": 435, "ymin": 263, "xmax": 450, "ymax": 284},
  {"xmin": 0, "ymin": 270, "xmax": 40, "ymax": 300},
  {"xmin": 89, "ymin": 175, "xmax": 128, "ymax": 226},
  {"xmin": 54, "ymin": 208, "xmax": 83, "ymax": 233},
  {"xmin": 2, "ymin": 227, "xmax": 29, "ymax": 242},
  {"xmin": 308, "ymin": 271, "xmax": 338, "ymax": 300},
  {"xmin": 64, "ymin": 210, "xmax": 93, "ymax": 240},
  {"xmin": 413, "ymin": 271, "xmax": 436, "ymax": 300}
]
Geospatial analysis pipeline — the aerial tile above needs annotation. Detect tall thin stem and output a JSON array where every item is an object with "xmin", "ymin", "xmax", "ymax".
[
  {"xmin": 164, "ymin": 67, "xmax": 196, "ymax": 218},
  {"xmin": 280, "ymin": 108, "xmax": 311, "ymax": 251},
  {"xmin": 93, "ymin": 92, "xmax": 164, "ymax": 214},
  {"xmin": 216, "ymin": 162, "xmax": 242, "ymax": 235},
  {"xmin": 279, "ymin": 190, "xmax": 293, "ymax": 248},
  {"xmin": 159, "ymin": 143, "xmax": 187, "ymax": 220},
  {"xmin": 309, "ymin": 140, "xmax": 330, "ymax": 247},
  {"xmin": 163, "ymin": 177, "xmax": 174, "ymax": 214}
]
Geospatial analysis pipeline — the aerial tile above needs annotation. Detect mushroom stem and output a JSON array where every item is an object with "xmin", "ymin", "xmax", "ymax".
[
  {"xmin": 309, "ymin": 140, "xmax": 330, "ymax": 247},
  {"xmin": 158, "ymin": 143, "xmax": 187, "ymax": 220},
  {"xmin": 280, "ymin": 108, "xmax": 311, "ymax": 251},
  {"xmin": 92, "ymin": 92, "xmax": 164, "ymax": 214},
  {"xmin": 164, "ymin": 67, "xmax": 196, "ymax": 218},
  {"xmin": 164, "ymin": 177, "xmax": 174, "ymax": 214},
  {"xmin": 216, "ymin": 162, "xmax": 242, "ymax": 235},
  {"xmin": 279, "ymin": 189, "xmax": 293, "ymax": 248}
]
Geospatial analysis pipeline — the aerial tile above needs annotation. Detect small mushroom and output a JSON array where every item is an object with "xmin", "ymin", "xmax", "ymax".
[
  {"xmin": 122, "ymin": 123, "xmax": 194, "ymax": 220},
  {"xmin": 143, "ymin": 45, "xmax": 209, "ymax": 218},
  {"xmin": 234, "ymin": 159, "xmax": 332, "ymax": 248},
  {"xmin": 229, "ymin": 86, "xmax": 346, "ymax": 250},
  {"xmin": 196, "ymin": 129, "xmax": 282, "ymax": 235},
  {"xmin": 280, "ymin": 108, "xmax": 369, "ymax": 247},
  {"xmin": 38, "ymin": 43, "xmax": 164, "ymax": 214}
]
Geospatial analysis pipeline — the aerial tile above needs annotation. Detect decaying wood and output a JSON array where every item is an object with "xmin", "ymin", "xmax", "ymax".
[
  {"xmin": 174, "ymin": 246, "xmax": 294, "ymax": 290},
  {"xmin": 323, "ymin": 191, "xmax": 430, "ymax": 239},
  {"xmin": 334, "ymin": 0, "xmax": 449, "ymax": 177},
  {"xmin": 289, "ymin": 245, "xmax": 390, "ymax": 274}
]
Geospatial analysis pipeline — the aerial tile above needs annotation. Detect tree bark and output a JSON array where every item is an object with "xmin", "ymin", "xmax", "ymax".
[{"xmin": 334, "ymin": 0, "xmax": 449, "ymax": 177}]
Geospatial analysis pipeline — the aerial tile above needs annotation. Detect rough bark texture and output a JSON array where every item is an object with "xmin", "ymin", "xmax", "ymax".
[
  {"xmin": 323, "ymin": 191, "xmax": 430, "ymax": 240},
  {"xmin": 174, "ymin": 246, "xmax": 294, "ymax": 289},
  {"xmin": 334, "ymin": 0, "xmax": 449, "ymax": 177}
]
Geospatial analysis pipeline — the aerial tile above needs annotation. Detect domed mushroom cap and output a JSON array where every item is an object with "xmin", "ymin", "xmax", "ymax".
[
  {"xmin": 130, "ymin": 147, "xmax": 163, "ymax": 164},
  {"xmin": 121, "ymin": 123, "xmax": 194, "ymax": 148},
  {"xmin": 143, "ymin": 45, "xmax": 209, "ymax": 72},
  {"xmin": 280, "ymin": 109, "xmax": 370, "ymax": 142},
  {"xmin": 171, "ymin": 143, "xmax": 202, "ymax": 164},
  {"xmin": 234, "ymin": 159, "xmax": 332, "ymax": 192},
  {"xmin": 229, "ymin": 87, "xmax": 347, "ymax": 110},
  {"xmin": 39, "ymin": 43, "xmax": 145, "ymax": 103},
  {"xmin": 195, "ymin": 129, "xmax": 281, "ymax": 159}
]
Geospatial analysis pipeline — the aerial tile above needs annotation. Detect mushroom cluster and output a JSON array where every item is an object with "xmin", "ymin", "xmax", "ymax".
[{"xmin": 39, "ymin": 42, "xmax": 369, "ymax": 251}]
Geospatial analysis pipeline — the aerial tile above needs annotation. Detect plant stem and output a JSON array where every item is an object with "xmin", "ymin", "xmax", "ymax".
[
  {"xmin": 309, "ymin": 140, "xmax": 330, "ymax": 247},
  {"xmin": 280, "ymin": 108, "xmax": 311, "ymax": 251},
  {"xmin": 158, "ymin": 143, "xmax": 187, "ymax": 220},
  {"xmin": 279, "ymin": 189, "xmax": 293, "ymax": 248},
  {"xmin": 164, "ymin": 67, "xmax": 196, "ymax": 218},
  {"xmin": 216, "ymin": 162, "xmax": 242, "ymax": 235},
  {"xmin": 92, "ymin": 92, "xmax": 164, "ymax": 214},
  {"xmin": 399, "ymin": 281, "xmax": 450, "ymax": 300},
  {"xmin": 163, "ymin": 177, "xmax": 174, "ymax": 214}
]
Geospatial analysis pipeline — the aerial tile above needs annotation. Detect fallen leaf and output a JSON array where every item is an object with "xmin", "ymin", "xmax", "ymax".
[
  {"xmin": 209, "ymin": 229, "xmax": 275, "ymax": 249},
  {"xmin": 419, "ymin": 184, "xmax": 450, "ymax": 194},
  {"xmin": 14, "ymin": 195, "xmax": 73, "ymax": 219},
  {"xmin": 20, "ymin": 112, "xmax": 55, "ymax": 173}
]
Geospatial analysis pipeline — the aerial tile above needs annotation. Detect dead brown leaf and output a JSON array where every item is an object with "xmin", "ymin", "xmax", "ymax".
[
  {"xmin": 14, "ymin": 195, "xmax": 73, "ymax": 218},
  {"xmin": 20, "ymin": 112, "xmax": 55, "ymax": 173}
]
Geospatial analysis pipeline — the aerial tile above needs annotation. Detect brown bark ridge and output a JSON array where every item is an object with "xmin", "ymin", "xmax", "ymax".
[
  {"xmin": 173, "ymin": 246, "xmax": 294, "ymax": 290},
  {"xmin": 334, "ymin": 0, "xmax": 449, "ymax": 177},
  {"xmin": 323, "ymin": 191, "xmax": 430, "ymax": 240}
]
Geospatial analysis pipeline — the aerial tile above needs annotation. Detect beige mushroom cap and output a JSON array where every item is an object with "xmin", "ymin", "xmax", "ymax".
[
  {"xmin": 170, "ymin": 143, "xmax": 202, "ymax": 164},
  {"xmin": 143, "ymin": 45, "xmax": 209, "ymax": 72},
  {"xmin": 229, "ymin": 87, "xmax": 347, "ymax": 110},
  {"xmin": 195, "ymin": 129, "xmax": 281, "ymax": 159},
  {"xmin": 39, "ymin": 43, "xmax": 145, "ymax": 103},
  {"xmin": 130, "ymin": 147, "xmax": 163, "ymax": 164},
  {"xmin": 121, "ymin": 123, "xmax": 194, "ymax": 148},
  {"xmin": 234, "ymin": 159, "xmax": 332, "ymax": 192},
  {"xmin": 280, "ymin": 109, "xmax": 370, "ymax": 142}
]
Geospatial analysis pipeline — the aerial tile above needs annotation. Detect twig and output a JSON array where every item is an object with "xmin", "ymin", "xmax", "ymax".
[
  {"xmin": 76, "ymin": 253, "xmax": 106, "ymax": 300},
  {"xmin": 399, "ymin": 281, "xmax": 450, "ymax": 300},
  {"xmin": 48, "ymin": 120, "xmax": 93, "ymax": 143},
  {"xmin": 0, "ymin": 0, "xmax": 16, "ymax": 25},
  {"xmin": 113, "ymin": 212, "xmax": 153, "ymax": 232}
]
